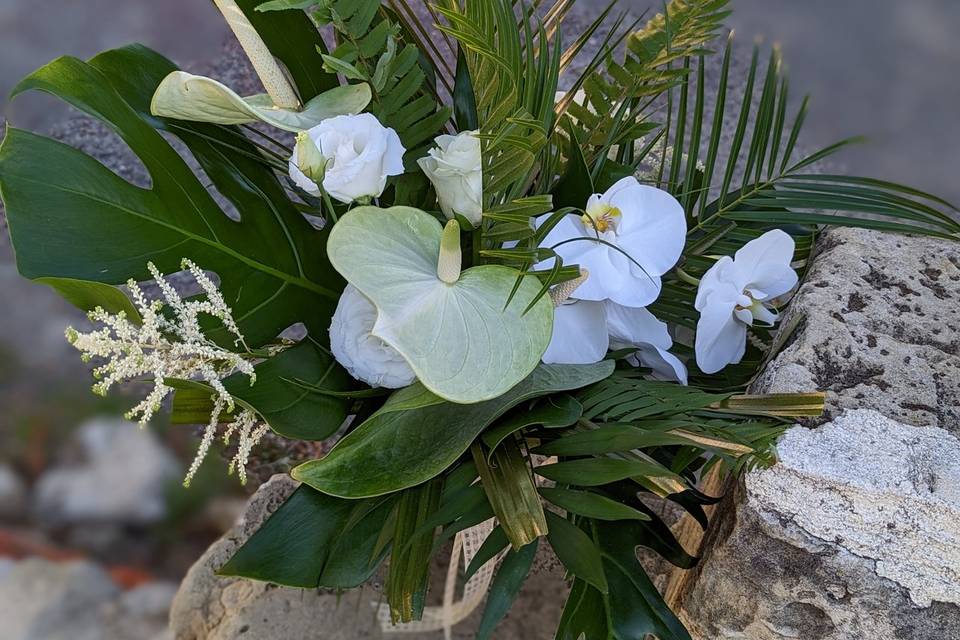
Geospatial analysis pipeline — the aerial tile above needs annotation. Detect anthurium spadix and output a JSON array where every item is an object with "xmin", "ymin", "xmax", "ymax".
[
  {"xmin": 326, "ymin": 207, "xmax": 554, "ymax": 404},
  {"xmin": 150, "ymin": 0, "xmax": 371, "ymax": 132}
]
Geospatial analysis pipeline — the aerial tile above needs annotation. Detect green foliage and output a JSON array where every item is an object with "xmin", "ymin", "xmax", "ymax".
[
  {"xmin": 218, "ymin": 485, "xmax": 394, "ymax": 588},
  {"xmin": 291, "ymin": 361, "xmax": 615, "ymax": 498},
  {"xmin": 240, "ymin": 0, "xmax": 340, "ymax": 100},
  {"xmin": 0, "ymin": 45, "xmax": 345, "ymax": 348},
  {"xmin": 170, "ymin": 340, "xmax": 353, "ymax": 440},
  {"xmin": 472, "ymin": 440, "xmax": 547, "ymax": 550},
  {"xmin": 387, "ymin": 478, "xmax": 443, "ymax": 623},
  {"xmin": 475, "ymin": 538, "xmax": 538, "ymax": 640},
  {"xmin": 36, "ymin": 277, "xmax": 142, "ymax": 322},
  {"xmin": 561, "ymin": 0, "xmax": 730, "ymax": 169},
  {"xmin": 303, "ymin": 0, "xmax": 452, "ymax": 155}
]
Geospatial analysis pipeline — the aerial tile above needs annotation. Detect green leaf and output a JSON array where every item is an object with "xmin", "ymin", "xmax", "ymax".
[
  {"xmin": 217, "ymin": 485, "xmax": 393, "ymax": 589},
  {"xmin": 476, "ymin": 538, "xmax": 539, "ymax": 640},
  {"xmin": 596, "ymin": 519, "xmax": 693, "ymax": 640},
  {"xmin": 0, "ymin": 46, "xmax": 344, "ymax": 348},
  {"xmin": 170, "ymin": 340, "xmax": 353, "ymax": 440},
  {"xmin": 326, "ymin": 206, "xmax": 553, "ymax": 403},
  {"xmin": 472, "ymin": 441, "xmax": 547, "ymax": 550},
  {"xmin": 464, "ymin": 526, "xmax": 509, "ymax": 581},
  {"xmin": 293, "ymin": 361, "xmax": 615, "ymax": 498},
  {"xmin": 545, "ymin": 511, "xmax": 608, "ymax": 594},
  {"xmin": 536, "ymin": 458, "xmax": 681, "ymax": 487},
  {"xmin": 539, "ymin": 488, "xmax": 651, "ymax": 522},
  {"xmin": 256, "ymin": 0, "xmax": 315, "ymax": 10},
  {"xmin": 552, "ymin": 123, "xmax": 595, "ymax": 209},
  {"xmin": 453, "ymin": 49, "xmax": 479, "ymax": 131},
  {"xmin": 36, "ymin": 277, "xmax": 141, "ymax": 323},
  {"xmin": 150, "ymin": 72, "xmax": 371, "ymax": 131},
  {"xmin": 387, "ymin": 479, "xmax": 442, "ymax": 623},
  {"xmin": 556, "ymin": 578, "xmax": 610, "ymax": 640},
  {"xmin": 320, "ymin": 54, "xmax": 369, "ymax": 82},
  {"xmin": 481, "ymin": 394, "xmax": 583, "ymax": 454}
]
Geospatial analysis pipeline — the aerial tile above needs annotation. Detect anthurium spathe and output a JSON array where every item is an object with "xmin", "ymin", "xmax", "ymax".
[
  {"xmin": 543, "ymin": 300, "xmax": 688, "ymax": 384},
  {"xmin": 150, "ymin": 73, "xmax": 372, "ymax": 132},
  {"xmin": 538, "ymin": 177, "xmax": 687, "ymax": 307},
  {"xmin": 694, "ymin": 229, "xmax": 799, "ymax": 374},
  {"xmin": 326, "ymin": 206, "xmax": 554, "ymax": 404}
]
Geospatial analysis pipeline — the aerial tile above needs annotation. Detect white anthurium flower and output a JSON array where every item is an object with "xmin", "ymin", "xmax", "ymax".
[
  {"xmin": 289, "ymin": 113, "xmax": 405, "ymax": 204},
  {"xmin": 418, "ymin": 131, "xmax": 483, "ymax": 226},
  {"xmin": 537, "ymin": 177, "xmax": 686, "ymax": 307},
  {"xmin": 694, "ymin": 229, "xmax": 799, "ymax": 374},
  {"xmin": 542, "ymin": 300, "xmax": 688, "ymax": 384},
  {"xmin": 329, "ymin": 285, "xmax": 417, "ymax": 389}
]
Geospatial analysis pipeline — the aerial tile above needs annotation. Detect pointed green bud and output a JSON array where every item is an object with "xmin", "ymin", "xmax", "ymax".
[
  {"xmin": 437, "ymin": 220, "xmax": 461, "ymax": 284},
  {"xmin": 295, "ymin": 131, "xmax": 328, "ymax": 184}
]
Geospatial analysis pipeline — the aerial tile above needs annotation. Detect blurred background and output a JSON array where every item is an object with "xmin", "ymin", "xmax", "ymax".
[{"xmin": 0, "ymin": 1, "xmax": 958, "ymax": 637}]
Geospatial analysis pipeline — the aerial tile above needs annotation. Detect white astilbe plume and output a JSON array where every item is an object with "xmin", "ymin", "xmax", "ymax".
[{"xmin": 65, "ymin": 259, "xmax": 268, "ymax": 487}]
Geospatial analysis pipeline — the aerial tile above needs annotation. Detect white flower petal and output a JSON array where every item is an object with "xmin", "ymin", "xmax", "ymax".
[
  {"xmin": 419, "ymin": 130, "xmax": 481, "ymax": 225},
  {"xmin": 542, "ymin": 300, "xmax": 609, "ymax": 364},
  {"xmin": 732, "ymin": 229, "xmax": 796, "ymax": 295},
  {"xmin": 329, "ymin": 285, "xmax": 416, "ymax": 388},
  {"xmin": 608, "ymin": 181, "xmax": 686, "ymax": 274},
  {"xmin": 604, "ymin": 302, "xmax": 672, "ymax": 350},
  {"xmin": 632, "ymin": 344, "xmax": 689, "ymax": 385},
  {"xmin": 695, "ymin": 294, "xmax": 748, "ymax": 374},
  {"xmin": 289, "ymin": 113, "xmax": 405, "ymax": 204}
]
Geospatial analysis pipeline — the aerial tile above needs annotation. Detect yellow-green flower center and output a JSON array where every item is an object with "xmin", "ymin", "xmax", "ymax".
[{"xmin": 582, "ymin": 202, "xmax": 622, "ymax": 233}]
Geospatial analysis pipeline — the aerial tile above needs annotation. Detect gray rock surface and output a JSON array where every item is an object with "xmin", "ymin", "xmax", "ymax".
[
  {"xmin": 169, "ymin": 474, "xmax": 568, "ymax": 640},
  {"xmin": 0, "ymin": 557, "xmax": 175, "ymax": 640},
  {"xmin": 0, "ymin": 464, "xmax": 27, "ymax": 520},
  {"xmin": 33, "ymin": 418, "xmax": 181, "ymax": 526},
  {"xmin": 755, "ymin": 227, "xmax": 960, "ymax": 433},
  {"xmin": 678, "ymin": 227, "xmax": 960, "ymax": 639}
]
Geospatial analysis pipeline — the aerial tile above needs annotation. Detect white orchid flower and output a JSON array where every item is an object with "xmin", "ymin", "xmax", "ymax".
[
  {"xmin": 542, "ymin": 300, "xmax": 688, "ymax": 384},
  {"xmin": 537, "ymin": 177, "xmax": 686, "ymax": 307},
  {"xmin": 694, "ymin": 229, "xmax": 799, "ymax": 374}
]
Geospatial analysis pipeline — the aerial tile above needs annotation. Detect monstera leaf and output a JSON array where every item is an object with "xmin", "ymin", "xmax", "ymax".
[
  {"xmin": 0, "ymin": 45, "xmax": 345, "ymax": 347},
  {"xmin": 150, "ymin": 72, "xmax": 371, "ymax": 131},
  {"xmin": 326, "ymin": 206, "xmax": 554, "ymax": 404}
]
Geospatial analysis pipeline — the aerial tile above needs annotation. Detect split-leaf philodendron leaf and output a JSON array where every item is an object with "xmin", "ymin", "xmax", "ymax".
[
  {"xmin": 326, "ymin": 206, "xmax": 554, "ymax": 404},
  {"xmin": 150, "ymin": 71, "xmax": 372, "ymax": 131}
]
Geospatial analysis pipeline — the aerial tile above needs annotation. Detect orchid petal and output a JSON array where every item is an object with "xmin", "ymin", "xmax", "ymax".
[
  {"xmin": 542, "ymin": 301, "xmax": 609, "ymax": 365},
  {"xmin": 695, "ymin": 293, "xmax": 748, "ymax": 374}
]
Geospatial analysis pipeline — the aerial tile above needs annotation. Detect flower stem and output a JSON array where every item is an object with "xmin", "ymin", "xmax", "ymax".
[{"xmin": 675, "ymin": 266, "xmax": 701, "ymax": 286}]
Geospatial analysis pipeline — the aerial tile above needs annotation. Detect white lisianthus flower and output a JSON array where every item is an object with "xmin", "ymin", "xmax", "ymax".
[
  {"xmin": 289, "ymin": 113, "xmax": 405, "ymax": 204},
  {"xmin": 694, "ymin": 229, "xmax": 799, "ymax": 374},
  {"xmin": 537, "ymin": 177, "xmax": 686, "ymax": 307},
  {"xmin": 542, "ymin": 300, "xmax": 687, "ymax": 384},
  {"xmin": 418, "ymin": 131, "xmax": 483, "ymax": 226},
  {"xmin": 329, "ymin": 285, "xmax": 416, "ymax": 389}
]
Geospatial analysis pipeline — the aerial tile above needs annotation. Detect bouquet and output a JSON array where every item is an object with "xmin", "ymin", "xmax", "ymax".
[{"xmin": 2, "ymin": 0, "xmax": 957, "ymax": 637}]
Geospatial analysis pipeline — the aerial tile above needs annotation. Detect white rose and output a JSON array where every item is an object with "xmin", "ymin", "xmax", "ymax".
[
  {"xmin": 329, "ymin": 285, "xmax": 416, "ymax": 389},
  {"xmin": 289, "ymin": 113, "xmax": 405, "ymax": 204},
  {"xmin": 418, "ymin": 130, "xmax": 483, "ymax": 226},
  {"xmin": 694, "ymin": 229, "xmax": 798, "ymax": 374}
]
